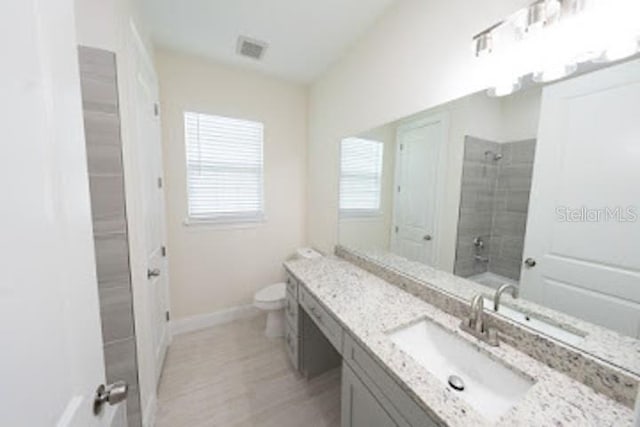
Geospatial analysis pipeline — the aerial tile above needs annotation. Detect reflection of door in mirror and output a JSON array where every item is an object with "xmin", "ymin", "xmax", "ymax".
[
  {"xmin": 521, "ymin": 59, "xmax": 640, "ymax": 338},
  {"xmin": 391, "ymin": 114, "xmax": 447, "ymax": 266}
]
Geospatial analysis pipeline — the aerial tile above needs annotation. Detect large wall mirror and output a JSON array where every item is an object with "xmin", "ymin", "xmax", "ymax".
[{"xmin": 337, "ymin": 57, "xmax": 640, "ymax": 372}]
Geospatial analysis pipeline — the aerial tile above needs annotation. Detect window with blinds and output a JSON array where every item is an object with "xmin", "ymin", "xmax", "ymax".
[
  {"xmin": 339, "ymin": 137, "xmax": 384, "ymax": 217},
  {"xmin": 184, "ymin": 112, "xmax": 264, "ymax": 223}
]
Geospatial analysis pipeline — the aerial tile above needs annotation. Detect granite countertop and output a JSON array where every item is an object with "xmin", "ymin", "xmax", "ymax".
[
  {"xmin": 284, "ymin": 256, "xmax": 635, "ymax": 427},
  {"xmin": 347, "ymin": 248, "xmax": 640, "ymax": 376}
]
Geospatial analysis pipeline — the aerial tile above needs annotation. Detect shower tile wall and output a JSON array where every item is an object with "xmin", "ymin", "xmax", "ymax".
[
  {"xmin": 489, "ymin": 139, "xmax": 536, "ymax": 280},
  {"xmin": 455, "ymin": 137, "xmax": 501, "ymax": 277},
  {"xmin": 454, "ymin": 136, "xmax": 536, "ymax": 282},
  {"xmin": 79, "ymin": 46, "xmax": 141, "ymax": 427}
]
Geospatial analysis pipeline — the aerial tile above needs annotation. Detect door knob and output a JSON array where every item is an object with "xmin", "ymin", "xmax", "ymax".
[
  {"xmin": 93, "ymin": 381, "xmax": 128, "ymax": 415},
  {"xmin": 524, "ymin": 258, "xmax": 537, "ymax": 268},
  {"xmin": 147, "ymin": 268, "xmax": 161, "ymax": 279},
  {"xmin": 423, "ymin": 235, "xmax": 432, "ymax": 241}
]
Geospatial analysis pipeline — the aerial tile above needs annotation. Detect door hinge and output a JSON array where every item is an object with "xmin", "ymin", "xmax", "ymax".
[
  {"xmin": 395, "ymin": 226, "xmax": 399, "ymax": 233},
  {"xmin": 161, "ymin": 246, "xmax": 166, "ymax": 257},
  {"xmin": 154, "ymin": 103, "xmax": 160, "ymax": 116},
  {"xmin": 397, "ymin": 185, "xmax": 401, "ymax": 192},
  {"xmin": 157, "ymin": 177, "xmax": 163, "ymax": 189},
  {"xmin": 400, "ymin": 144, "xmax": 404, "ymax": 151},
  {"xmin": 165, "ymin": 311, "xmax": 170, "ymax": 322}
]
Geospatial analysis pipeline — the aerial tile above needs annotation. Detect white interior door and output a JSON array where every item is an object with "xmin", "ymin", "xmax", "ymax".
[
  {"xmin": 0, "ymin": 0, "xmax": 124, "ymax": 425},
  {"xmin": 129, "ymin": 25, "xmax": 170, "ymax": 384},
  {"xmin": 391, "ymin": 115, "xmax": 447, "ymax": 265},
  {"xmin": 520, "ymin": 59, "xmax": 640, "ymax": 338}
]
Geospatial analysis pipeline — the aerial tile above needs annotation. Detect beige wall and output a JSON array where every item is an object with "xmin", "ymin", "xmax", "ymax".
[
  {"xmin": 499, "ymin": 88, "xmax": 542, "ymax": 142},
  {"xmin": 308, "ymin": 0, "xmax": 532, "ymax": 254},
  {"xmin": 156, "ymin": 50, "xmax": 308, "ymax": 320}
]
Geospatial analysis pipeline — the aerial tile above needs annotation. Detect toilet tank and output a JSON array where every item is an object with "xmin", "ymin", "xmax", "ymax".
[{"xmin": 295, "ymin": 247, "xmax": 322, "ymax": 260}]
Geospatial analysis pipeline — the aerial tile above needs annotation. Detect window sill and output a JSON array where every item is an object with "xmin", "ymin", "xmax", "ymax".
[
  {"xmin": 183, "ymin": 215, "xmax": 267, "ymax": 230},
  {"xmin": 339, "ymin": 210, "xmax": 383, "ymax": 220}
]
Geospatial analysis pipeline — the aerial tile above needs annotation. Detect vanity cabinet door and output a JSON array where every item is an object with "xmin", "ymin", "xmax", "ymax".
[
  {"xmin": 343, "ymin": 334, "xmax": 440, "ymax": 427},
  {"xmin": 286, "ymin": 273, "xmax": 298, "ymax": 298},
  {"xmin": 284, "ymin": 322, "xmax": 299, "ymax": 370},
  {"xmin": 285, "ymin": 291, "xmax": 299, "ymax": 334},
  {"xmin": 342, "ymin": 363, "xmax": 402, "ymax": 427}
]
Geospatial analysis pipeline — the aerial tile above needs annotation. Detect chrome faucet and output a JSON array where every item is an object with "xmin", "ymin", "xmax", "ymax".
[
  {"xmin": 493, "ymin": 284, "xmax": 519, "ymax": 311},
  {"xmin": 470, "ymin": 295, "xmax": 485, "ymax": 334},
  {"xmin": 460, "ymin": 294, "xmax": 499, "ymax": 346}
]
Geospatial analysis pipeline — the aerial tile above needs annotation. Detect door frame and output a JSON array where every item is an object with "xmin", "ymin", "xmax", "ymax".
[{"xmin": 390, "ymin": 112, "xmax": 449, "ymax": 267}]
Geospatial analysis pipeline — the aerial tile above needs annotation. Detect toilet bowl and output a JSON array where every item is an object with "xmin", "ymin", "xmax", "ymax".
[
  {"xmin": 254, "ymin": 283, "xmax": 287, "ymax": 337},
  {"xmin": 253, "ymin": 247, "xmax": 322, "ymax": 338}
]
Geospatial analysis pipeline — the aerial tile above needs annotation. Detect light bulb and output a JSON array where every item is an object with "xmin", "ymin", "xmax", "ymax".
[
  {"xmin": 533, "ymin": 62, "xmax": 577, "ymax": 82},
  {"xmin": 602, "ymin": 38, "xmax": 640, "ymax": 61},
  {"xmin": 487, "ymin": 77, "xmax": 522, "ymax": 97},
  {"xmin": 592, "ymin": 0, "xmax": 640, "ymax": 62}
]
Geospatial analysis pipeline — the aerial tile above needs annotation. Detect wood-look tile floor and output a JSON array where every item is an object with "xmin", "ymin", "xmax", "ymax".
[{"xmin": 156, "ymin": 315, "xmax": 341, "ymax": 427}]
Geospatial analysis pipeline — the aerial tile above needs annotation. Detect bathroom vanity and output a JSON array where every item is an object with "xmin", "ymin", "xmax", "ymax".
[{"xmin": 283, "ymin": 254, "xmax": 637, "ymax": 427}]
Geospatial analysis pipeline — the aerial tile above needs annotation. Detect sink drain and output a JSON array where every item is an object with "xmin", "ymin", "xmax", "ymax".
[{"xmin": 448, "ymin": 375, "xmax": 465, "ymax": 391}]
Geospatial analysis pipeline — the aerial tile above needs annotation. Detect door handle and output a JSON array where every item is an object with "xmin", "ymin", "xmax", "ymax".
[
  {"xmin": 524, "ymin": 258, "xmax": 537, "ymax": 268},
  {"xmin": 147, "ymin": 268, "xmax": 161, "ymax": 279},
  {"xmin": 93, "ymin": 381, "xmax": 128, "ymax": 415},
  {"xmin": 423, "ymin": 235, "xmax": 432, "ymax": 241}
]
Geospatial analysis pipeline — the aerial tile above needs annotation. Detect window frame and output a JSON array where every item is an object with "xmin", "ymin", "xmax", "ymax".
[{"xmin": 183, "ymin": 111, "xmax": 266, "ymax": 226}]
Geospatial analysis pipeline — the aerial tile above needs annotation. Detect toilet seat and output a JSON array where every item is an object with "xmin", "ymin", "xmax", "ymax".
[{"xmin": 254, "ymin": 282, "xmax": 286, "ymax": 311}]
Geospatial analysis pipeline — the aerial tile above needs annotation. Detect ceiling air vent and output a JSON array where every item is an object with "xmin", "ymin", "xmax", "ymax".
[{"xmin": 236, "ymin": 36, "xmax": 268, "ymax": 60}]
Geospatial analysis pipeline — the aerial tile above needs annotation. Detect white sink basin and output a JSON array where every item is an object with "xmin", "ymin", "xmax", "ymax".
[
  {"xmin": 388, "ymin": 319, "xmax": 534, "ymax": 422},
  {"xmin": 483, "ymin": 298, "xmax": 585, "ymax": 346}
]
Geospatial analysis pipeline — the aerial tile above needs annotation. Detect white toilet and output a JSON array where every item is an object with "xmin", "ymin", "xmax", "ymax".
[{"xmin": 254, "ymin": 248, "xmax": 322, "ymax": 337}]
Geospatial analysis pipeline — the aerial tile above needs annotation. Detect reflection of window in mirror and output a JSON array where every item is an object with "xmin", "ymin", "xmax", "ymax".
[{"xmin": 339, "ymin": 137, "xmax": 384, "ymax": 217}]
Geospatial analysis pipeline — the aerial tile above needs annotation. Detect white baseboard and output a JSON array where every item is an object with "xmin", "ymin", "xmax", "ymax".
[{"xmin": 170, "ymin": 304, "xmax": 261, "ymax": 336}]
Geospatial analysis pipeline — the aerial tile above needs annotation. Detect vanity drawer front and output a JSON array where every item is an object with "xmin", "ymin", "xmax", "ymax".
[
  {"xmin": 343, "ymin": 334, "xmax": 440, "ymax": 427},
  {"xmin": 299, "ymin": 287, "xmax": 343, "ymax": 354},
  {"xmin": 286, "ymin": 273, "xmax": 298, "ymax": 298},
  {"xmin": 285, "ymin": 291, "xmax": 299, "ymax": 333},
  {"xmin": 285, "ymin": 321, "xmax": 299, "ymax": 370}
]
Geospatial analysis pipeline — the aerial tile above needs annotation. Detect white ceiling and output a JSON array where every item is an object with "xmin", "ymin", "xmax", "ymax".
[{"xmin": 139, "ymin": 0, "xmax": 397, "ymax": 83}]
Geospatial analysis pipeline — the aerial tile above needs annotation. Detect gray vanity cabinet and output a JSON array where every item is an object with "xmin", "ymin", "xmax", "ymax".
[
  {"xmin": 342, "ymin": 363, "xmax": 404, "ymax": 427},
  {"xmin": 284, "ymin": 275, "xmax": 300, "ymax": 370},
  {"xmin": 285, "ymin": 270, "xmax": 439, "ymax": 427},
  {"xmin": 343, "ymin": 335, "xmax": 439, "ymax": 427},
  {"xmin": 299, "ymin": 286, "xmax": 344, "ymax": 353},
  {"xmin": 284, "ymin": 272, "xmax": 341, "ymax": 376}
]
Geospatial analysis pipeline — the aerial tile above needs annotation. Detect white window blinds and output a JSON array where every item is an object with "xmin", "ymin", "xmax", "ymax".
[
  {"xmin": 340, "ymin": 137, "xmax": 384, "ymax": 216},
  {"xmin": 185, "ymin": 112, "xmax": 264, "ymax": 223}
]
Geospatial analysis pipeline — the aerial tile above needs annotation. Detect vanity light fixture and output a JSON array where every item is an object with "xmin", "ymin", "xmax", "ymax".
[
  {"xmin": 532, "ymin": 63, "xmax": 577, "ymax": 82},
  {"xmin": 474, "ymin": 31, "xmax": 493, "ymax": 57},
  {"xmin": 473, "ymin": 21, "xmax": 505, "ymax": 57},
  {"xmin": 525, "ymin": 0, "xmax": 549, "ymax": 33},
  {"xmin": 602, "ymin": 38, "xmax": 640, "ymax": 62},
  {"xmin": 487, "ymin": 76, "xmax": 522, "ymax": 97},
  {"xmin": 596, "ymin": 3, "xmax": 640, "ymax": 62},
  {"xmin": 478, "ymin": 0, "xmax": 640, "ymax": 96}
]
